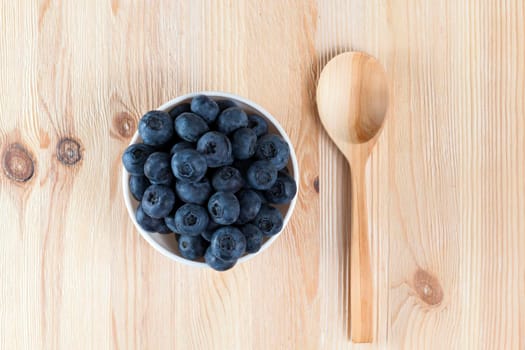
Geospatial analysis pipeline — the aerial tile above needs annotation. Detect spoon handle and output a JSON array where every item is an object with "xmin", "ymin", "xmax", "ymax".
[{"xmin": 350, "ymin": 162, "xmax": 373, "ymax": 343}]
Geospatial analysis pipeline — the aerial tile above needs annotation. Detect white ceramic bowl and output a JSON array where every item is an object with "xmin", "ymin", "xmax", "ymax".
[{"xmin": 122, "ymin": 91, "xmax": 299, "ymax": 268}]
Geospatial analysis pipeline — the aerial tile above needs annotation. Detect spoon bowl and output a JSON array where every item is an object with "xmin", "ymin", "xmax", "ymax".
[
  {"xmin": 316, "ymin": 52, "xmax": 389, "ymax": 343},
  {"xmin": 318, "ymin": 52, "xmax": 388, "ymax": 148}
]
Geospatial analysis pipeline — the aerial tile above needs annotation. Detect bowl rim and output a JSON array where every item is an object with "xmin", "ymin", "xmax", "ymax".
[{"xmin": 122, "ymin": 91, "xmax": 300, "ymax": 268}]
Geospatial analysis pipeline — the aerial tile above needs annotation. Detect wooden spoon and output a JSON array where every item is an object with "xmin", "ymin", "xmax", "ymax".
[{"xmin": 316, "ymin": 52, "xmax": 389, "ymax": 343}]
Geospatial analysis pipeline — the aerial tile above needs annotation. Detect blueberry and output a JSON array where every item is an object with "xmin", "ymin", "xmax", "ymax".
[
  {"xmin": 253, "ymin": 204, "xmax": 284, "ymax": 236},
  {"xmin": 136, "ymin": 203, "xmax": 172, "ymax": 233},
  {"xmin": 129, "ymin": 175, "xmax": 151, "ymax": 201},
  {"xmin": 122, "ymin": 143, "xmax": 155, "ymax": 175},
  {"xmin": 170, "ymin": 141, "xmax": 193, "ymax": 155},
  {"xmin": 216, "ymin": 107, "xmax": 248, "ymax": 134},
  {"xmin": 144, "ymin": 152, "xmax": 174, "ymax": 185},
  {"xmin": 240, "ymin": 224, "xmax": 264, "ymax": 253},
  {"xmin": 246, "ymin": 160, "xmax": 278, "ymax": 190},
  {"xmin": 138, "ymin": 110, "xmax": 174, "ymax": 146},
  {"xmin": 231, "ymin": 127, "xmax": 257, "ymax": 160},
  {"xmin": 164, "ymin": 201, "xmax": 186, "ymax": 232},
  {"xmin": 174, "ymin": 203, "xmax": 209, "ymax": 236},
  {"xmin": 196, "ymin": 131, "xmax": 233, "ymax": 168},
  {"xmin": 171, "ymin": 149, "xmax": 207, "ymax": 182},
  {"xmin": 247, "ymin": 114, "xmax": 268, "ymax": 137},
  {"xmin": 205, "ymin": 248, "xmax": 236, "ymax": 271},
  {"xmin": 190, "ymin": 95, "xmax": 220, "ymax": 123},
  {"xmin": 164, "ymin": 214, "xmax": 179, "ymax": 233},
  {"xmin": 207, "ymin": 192, "xmax": 240, "ymax": 225},
  {"xmin": 178, "ymin": 235, "xmax": 208, "ymax": 260},
  {"xmin": 201, "ymin": 220, "xmax": 220, "ymax": 241},
  {"xmin": 175, "ymin": 177, "xmax": 212, "ymax": 205},
  {"xmin": 211, "ymin": 166, "xmax": 244, "ymax": 192},
  {"xmin": 141, "ymin": 185, "xmax": 176, "ymax": 218},
  {"xmin": 209, "ymin": 226, "xmax": 246, "ymax": 261},
  {"xmin": 169, "ymin": 103, "xmax": 191, "ymax": 119},
  {"xmin": 236, "ymin": 189, "xmax": 262, "ymax": 224},
  {"xmin": 217, "ymin": 99, "xmax": 237, "ymax": 111},
  {"xmin": 264, "ymin": 171, "xmax": 297, "ymax": 204},
  {"xmin": 255, "ymin": 134, "xmax": 290, "ymax": 170},
  {"xmin": 174, "ymin": 112, "xmax": 209, "ymax": 142}
]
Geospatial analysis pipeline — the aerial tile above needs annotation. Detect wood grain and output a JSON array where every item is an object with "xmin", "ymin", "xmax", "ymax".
[{"xmin": 0, "ymin": 1, "xmax": 524, "ymax": 349}]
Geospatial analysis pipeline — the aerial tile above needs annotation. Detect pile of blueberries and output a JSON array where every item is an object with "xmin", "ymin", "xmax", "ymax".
[{"xmin": 122, "ymin": 95, "xmax": 297, "ymax": 271}]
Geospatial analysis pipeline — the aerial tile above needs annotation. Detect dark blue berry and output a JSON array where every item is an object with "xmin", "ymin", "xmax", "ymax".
[
  {"xmin": 141, "ymin": 185, "xmax": 176, "ymax": 218},
  {"xmin": 209, "ymin": 226, "xmax": 246, "ymax": 261},
  {"xmin": 169, "ymin": 103, "xmax": 191, "ymax": 119},
  {"xmin": 174, "ymin": 112, "xmax": 209, "ymax": 142},
  {"xmin": 264, "ymin": 171, "xmax": 297, "ymax": 204},
  {"xmin": 129, "ymin": 175, "xmax": 151, "ymax": 201},
  {"xmin": 191, "ymin": 95, "xmax": 220, "ymax": 124},
  {"xmin": 231, "ymin": 127, "xmax": 257, "ymax": 160},
  {"xmin": 175, "ymin": 177, "xmax": 212, "ymax": 205},
  {"xmin": 207, "ymin": 192, "xmax": 240, "ymax": 225},
  {"xmin": 164, "ymin": 200, "xmax": 186, "ymax": 233},
  {"xmin": 240, "ymin": 224, "xmax": 264, "ymax": 253},
  {"xmin": 211, "ymin": 166, "xmax": 244, "ymax": 192},
  {"xmin": 178, "ymin": 235, "xmax": 208, "ymax": 260},
  {"xmin": 122, "ymin": 143, "xmax": 155, "ymax": 176},
  {"xmin": 246, "ymin": 160, "xmax": 278, "ymax": 190},
  {"xmin": 196, "ymin": 131, "xmax": 233, "ymax": 168},
  {"xmin": 174, "ymin": 203, "xmax": 209, "ymax": 236},
  {"xmin": 247, "ymin": 114, "xmax": 268, "ymax": 137},
  {"xmin": 205, "ymin": 248, "xmax": 236, "ymax": 271},
  {"xmin": 201, "ymin": 220, "xmax": 220, "ymax": 241},
  {"xmin": 253, "ymin": 204, "xmax": 283, "ymax": 236},
  {"xmin": 236, "ymin": 189, "xmax": 262, "ymax": 224},
  {"xmin": 136, "ymin": 203, "xmax": 172, "ymax": 233},
  {"xmin": 170, "ymin": 141, "xmax": 193, "ymax": 155},
  {"xmin": 255, "ymin": 134, "xmax": 290, "ymax": 170},
  {"xmin": 138, "ymin": 110, "xmax": 174, "ymax": 146},
  {"xmin": 164, "ymin": 214, "xmax": 179, "ymax": 233},
  {"xmin": 144, "ymin": 152, "xmax": 174, "ymax": 185},
  {"xmin": 171, "ymin": 149, "xmax": 207, "ymax": 182},
  {"xmin": 217, "ymin": 107, "xmax": 248, "ymax": 134},
  {"xmin": 217, "ymin": 99, "xmax": 237, "ymax": 111}
]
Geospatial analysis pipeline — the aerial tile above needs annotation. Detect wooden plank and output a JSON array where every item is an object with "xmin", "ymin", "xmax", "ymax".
[
  {"xmin": 0, "ymin": 3, "xmax": 41, "ymax": 349},
  {"xmin": 0, "ymin": 1, "xmax": 523, "ymax": 349}
]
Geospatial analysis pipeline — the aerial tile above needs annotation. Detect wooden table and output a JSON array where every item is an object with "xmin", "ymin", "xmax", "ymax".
[{"xmin": 1, "ymin": 1, "xmax": 523, "ymax": 349}]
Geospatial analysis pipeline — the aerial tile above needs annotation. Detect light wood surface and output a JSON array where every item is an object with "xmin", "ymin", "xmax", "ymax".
[
  {"xmin": 317, "ymin": 52, "xmax": 390, "ymax": 343},
  {"xmin": 0, "ymin": 1, "xmax": 524, "ymax": 349}
]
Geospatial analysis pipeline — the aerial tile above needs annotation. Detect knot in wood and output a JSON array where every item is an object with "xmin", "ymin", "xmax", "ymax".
[
  {"xmin": 2, "ymin": 143, "xmax": 35, "ymax": 182},
  {"xmin": 413, "ymin": 269, "xmax": 443, "ymax": 306},
  {"xmin": 57, "ymin": 138, "xmax": 82, "ymax": 165},
  {"xmin": 113, "ymin": 112, "xmax": 135, "ymax": 138},
  {"xmin": 313, "ymin": 176, "xmax": 319, "ymax": 193}
]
